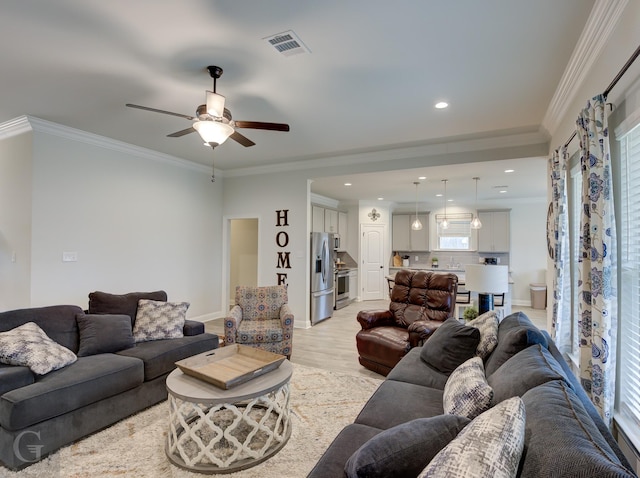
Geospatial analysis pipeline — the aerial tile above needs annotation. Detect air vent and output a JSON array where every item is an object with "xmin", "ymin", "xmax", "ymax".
[{"xmin": 263, "ymin": 30, "xmax": 310, "ymax": 57}]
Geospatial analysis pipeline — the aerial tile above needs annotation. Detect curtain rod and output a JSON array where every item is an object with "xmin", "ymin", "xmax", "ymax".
[{"xmin": 563, "ymin": 43, "xmax": 640, "ymax": 149}]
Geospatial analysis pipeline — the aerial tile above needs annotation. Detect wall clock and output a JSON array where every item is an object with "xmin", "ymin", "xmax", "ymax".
[{"xmin": 546, "ymin": 201, "xmax": 555, "ymax": 260}]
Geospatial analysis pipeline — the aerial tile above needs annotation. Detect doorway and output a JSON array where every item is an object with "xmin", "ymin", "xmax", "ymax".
[
  {"xmin": 228, "ymin": 218, "xmax": 258, "ymax": 305},
  {"xmin": 361, "ymin": 224, "xmax": 386, "ymax": 300}
]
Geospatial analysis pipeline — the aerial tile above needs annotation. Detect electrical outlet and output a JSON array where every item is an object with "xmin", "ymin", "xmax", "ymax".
[
  {"xmin": 414, "ymin": 256, "xmax": 419, "ymax": 261},
  {"xmin": 479, "ymin": 257, "xmax": 484, "ymax": 263}
]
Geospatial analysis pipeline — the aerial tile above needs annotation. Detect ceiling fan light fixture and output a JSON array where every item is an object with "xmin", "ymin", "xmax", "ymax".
[
  {"xmin": 193, "ymin": 120, "xmax": 234, "ymax": 146},
  {"xmin": 206, "ymin": 91, "xmax": 226, "ymax": 117}
]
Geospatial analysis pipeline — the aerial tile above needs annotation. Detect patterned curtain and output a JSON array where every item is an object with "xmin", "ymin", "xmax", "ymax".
[
  {"xmin": 576, "ymin": 94, "xmax": 618, "ymax": 426},
  {"xmin": 549, "ymin": 147, "xmax": 571, "ymax": 354}
]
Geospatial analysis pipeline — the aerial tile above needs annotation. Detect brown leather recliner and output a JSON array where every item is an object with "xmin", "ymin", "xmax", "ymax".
[{"xmin": 356, "ymin": 270, "xmax": 458, "ymax": 376}]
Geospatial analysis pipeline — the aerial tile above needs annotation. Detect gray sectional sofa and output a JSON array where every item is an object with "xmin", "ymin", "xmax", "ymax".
[
  {"xmin": 0, "ymin": 292, "xmax": 219, "ymax": 470},
  {"xmin": 308, "ymin": 312, "xmax": 637, "ymax": 477}
]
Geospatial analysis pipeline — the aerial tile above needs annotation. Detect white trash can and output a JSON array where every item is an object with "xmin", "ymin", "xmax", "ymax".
[{"xmin": 530, "ymin": 283, "xmax": 547, "ymax": 309}]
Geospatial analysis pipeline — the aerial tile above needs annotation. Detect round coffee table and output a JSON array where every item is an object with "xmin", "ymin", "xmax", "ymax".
[{"xmin": 165, "ymin": 360, "xmax": 292, "ymax": 474}]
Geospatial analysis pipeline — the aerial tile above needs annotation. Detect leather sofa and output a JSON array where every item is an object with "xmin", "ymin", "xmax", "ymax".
[
  {"xmin": 309, "ymin": 312, "xmax": 636, "ymax": 477},
  {"xmin": 356, "ymin": 270, "xmax": 458, "ymax": 375},
  {"xmin": 0, "ymin": 293, "xmax": 218, "ymax": 470}
]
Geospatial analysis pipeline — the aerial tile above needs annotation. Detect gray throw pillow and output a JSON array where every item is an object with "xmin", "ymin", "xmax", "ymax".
[
  {"xmin": 87, "ymin": 290, "xmax": 168, "ymax": 326},
  {"xmin": 443, "ymin": 356, "xmax": 493, "ymax": 419},
  {"xmin": 133, "ymin": 299, "xmax": 189, "ymax": 342},
  {"xmin": 76, "ymin": 313, "xmax": 135, "ymax": 356},
  {"xmin": 345, "ymin": 415, "xmax": 471, "ymax": 478},
  {"xmin": 484, "ymin": 312, "xmax": 548, "ymax": 376},
  {"xmin": 420, "ymin": 318, "xmax": 481, "ymax": 374},
  {"xmin": 0, "ymin": 322, "xmax": 77, "ymax": 375},
  {"xmin": 487, "ymin": 344, "xmax": 571, "ymax": 404},
  {"xmin": 419, "ymin": 397, "xmax": 526, "ymax": 478},
  {"xmin": 466, "ymin": 311, "xmax": 499, "ymax": 359},
  {"xmin": 520, "ymin": 380, "xmax": 635, "ymax": 477}
]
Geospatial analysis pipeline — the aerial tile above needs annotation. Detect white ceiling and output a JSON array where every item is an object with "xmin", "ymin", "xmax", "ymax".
[{"xmin": 0, "ymin": 0, "xmax": 595, "ymax": 204}]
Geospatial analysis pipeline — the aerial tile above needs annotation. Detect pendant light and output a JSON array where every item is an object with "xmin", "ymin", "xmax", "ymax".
[
  {"xmin": 441, "ymin": 179, "xmax": 450, "ymax": 229},
  {"xmin": 471, "ymin": 177, "xmax": 482, "ymax": 229},
  {"xmin": 411, "ymin": 182, "xmax": 423, "ymax": 230}
]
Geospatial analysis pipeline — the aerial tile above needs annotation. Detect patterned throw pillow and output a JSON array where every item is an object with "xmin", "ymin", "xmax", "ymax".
[
  {"xmin": 419, "ymin": 397, "xmax": 526, "ymax": 478},
  {"xmin": 443, "ymin": 356, "xmax": 493, "ymax": 419},
  {"xmin": 0, "ymin": 322, "xmax": 77, "ymax": 375},
  {"xmin": 132, "ymin": 299, "xmax": 189, "ymax": 342},
  {"xmin": 466, "ymin": 311, "xmax": 499, "ymax": 359}
]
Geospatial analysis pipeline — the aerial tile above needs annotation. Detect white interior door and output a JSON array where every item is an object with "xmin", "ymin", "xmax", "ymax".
[{"xmin": 361, "ymin": 224, "xmax": 385, "ymax": 300}]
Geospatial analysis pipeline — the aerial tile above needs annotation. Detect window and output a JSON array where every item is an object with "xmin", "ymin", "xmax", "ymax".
[
  {"xmin": 617, "ymin": 118, "xmax": 640, "ymax": 448},
  {"xmin": 436, "ymin": 213, "xmax": 472, "ymax": 250},
  {"xmin": 569, "ymin": 163, "xmax": 581, "ymax": 363}
]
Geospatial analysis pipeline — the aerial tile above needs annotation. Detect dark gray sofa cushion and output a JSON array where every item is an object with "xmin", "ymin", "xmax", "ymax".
[
  {"xmin": 76, "ymin": 313, "xmax": 135, "ymax": 356},
  {"xmin": 0, "ymin": 305, "xmax": 83, "ymax": 353},
  {"xmin": 307, "ymin": 423, "xmax": 383, "ymax": 478},
  {"xmin": 355, "ymin": 380, "xmax": 444, "ymax": 430},
  {"xmin": 387, "ymin": 347, "xmax": 449, "ymax": 390},
  {"xmin": 520, "ymin": 380, "xmax": 636, "ymax": 478},
  {"xmin": 420, "ymin": 318, "xmax": 480, "ymax": 374},
  {"xmin": 0, "ymin": 354, "xmax": 143, "ymax": 430},
  {"xmin": 484, "ymin": 311, "xmax": 548, "ymax": 376},
  {"xmin": 0, "ymin": 364, "xmax": 34, "ymax": 396},
  {"xmin": 183, "ymin": 319, "xmax": 205, "ymax": 336},
  {"xmin": 116, "ymin": 332, "xmax": 218, "ymax": 381},
  {"xmin": 87, "ymin": 290, "xmax": 167, "ymax": 326},
  {"xmin": 488, "ymin": 344, "xmax": 571, "ymax": 404},
  {"xmin": 345, "ymin": 414, "xmax": 471, "ymax": 478}
]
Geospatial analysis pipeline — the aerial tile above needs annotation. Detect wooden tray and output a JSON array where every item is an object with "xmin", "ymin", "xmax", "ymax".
[{"xmin": 175, "ymin": 345, "xmax": 286, "ymax": 390}]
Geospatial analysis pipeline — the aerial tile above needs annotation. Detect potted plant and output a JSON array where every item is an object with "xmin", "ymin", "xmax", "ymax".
[
  {"xmin": 463, "ymin": 307, "xmax": 478, "ymax": 322},
  {"xmin": 431, "ymin": 257, "xmax": 439, "ymax": 269}
]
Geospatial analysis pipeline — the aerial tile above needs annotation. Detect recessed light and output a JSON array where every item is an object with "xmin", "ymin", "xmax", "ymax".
[
  {"xmin": 418, "ymin": 176, "xmax": 426, "ymax": 180},
  {"xmin": 435, "ymin": 193, "xmax": 443, "ymax": 197},
  {"xmin": 377, "ymin": 197, "xmax": 384, "ymax": 201},
  {"xmin": 344, "ymin": 183, "xmax": 352, "ymax": 186},
  {"xmin": 504, "ymin": 169, "xmax": 514, "ymax": 173},
  {"xmin": 447, "ymin": 199, "xmax": 453, "ymax": 202},
  {"xmin": 499, "ymin": 190, "xmax": 507, "ymax": 194},
  {"xmin": 435, "ymin": 102, "xmax": 449, "ymax": 109}
]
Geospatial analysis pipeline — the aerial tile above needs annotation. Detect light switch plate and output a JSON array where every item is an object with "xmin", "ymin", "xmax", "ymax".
[{"xmin": 62, "ymin": 251, "xmax": 78, "ymax": 262}]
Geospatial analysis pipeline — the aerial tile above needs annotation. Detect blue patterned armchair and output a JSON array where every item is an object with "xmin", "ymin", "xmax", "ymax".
[{"xmin": 224, "ymin": 285, "xmax": 294, "ymax": 359}]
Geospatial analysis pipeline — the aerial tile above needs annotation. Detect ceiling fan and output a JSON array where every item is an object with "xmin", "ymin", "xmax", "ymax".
[{"xmin": 126, "ymin": 65, "xmax": 290, "ymax": 150}]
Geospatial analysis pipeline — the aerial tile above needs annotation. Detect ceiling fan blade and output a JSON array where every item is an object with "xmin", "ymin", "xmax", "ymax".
[
  {"xmin": 230, "ymin": 131, "xmax": 256, "ymax": 147},
  {"xmin": 167, "ymin": 127, "xmax": 196, "ymax": 138},
  {"xmin": 234, "ymin": 121, "xmax": 290, "ymax": 132},
  {"xmin": 126, "ymin": 103, "xmax": 195, "ymax": 121}
]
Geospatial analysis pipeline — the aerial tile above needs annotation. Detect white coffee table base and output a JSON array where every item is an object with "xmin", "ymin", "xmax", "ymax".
[{"xmin": 166, "ymin": 366, "xmax": 292, "ymax": 474}]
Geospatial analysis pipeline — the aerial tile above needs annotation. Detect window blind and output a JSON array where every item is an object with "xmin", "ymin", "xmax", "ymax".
[{"xmin": 618, "ymin": 120, "xmax": 640, "ymax": 446}]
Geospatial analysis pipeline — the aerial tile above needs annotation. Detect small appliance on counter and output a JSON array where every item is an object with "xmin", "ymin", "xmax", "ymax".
[{"xmin": 484, "ymin": 257, "xmax": 499, "ymax": 265}]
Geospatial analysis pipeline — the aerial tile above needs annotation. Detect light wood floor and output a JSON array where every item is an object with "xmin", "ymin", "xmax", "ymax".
[{"xmin": 205, "ymin": 301, "xmax": 548, "ymax": 380}]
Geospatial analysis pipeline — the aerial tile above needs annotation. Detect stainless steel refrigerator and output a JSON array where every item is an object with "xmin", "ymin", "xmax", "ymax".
[{"xmin": 310, "ymin": 232, "xmax": 335, "ymax": 325}]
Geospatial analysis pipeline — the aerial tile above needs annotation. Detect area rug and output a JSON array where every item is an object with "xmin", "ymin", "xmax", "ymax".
[{"xmin": 5, "ymin": 364, "xmax": 382, "ymax": 478}]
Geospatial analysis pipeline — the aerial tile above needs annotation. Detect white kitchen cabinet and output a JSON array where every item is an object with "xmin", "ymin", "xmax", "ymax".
[
  {"xmin": 324, "ymin": 208, "xmax": 338, "ymax": 233},
  {"xmin": 338, "ymin": 211, "xmax": 348, "ymax": 250},
  {"xmin": 392, "ymin": 214, "xmax": 429, "ymax": 251},
  {"xmin": 312, "ymin": 206, "xmax": 325, "ymax": 233},
  {"xmin": 348, "ymin": 269, "xmax": 358, "ymax": 301},
  {"xmin": 477, "ymin": 210, "xmax": 510, "ymax": 252}
]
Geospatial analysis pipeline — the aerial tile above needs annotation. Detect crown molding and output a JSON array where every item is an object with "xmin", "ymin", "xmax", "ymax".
[
  {"xmin": 542, "ymin": 0, "xmax": 628, "ymax": 137},
  {"xmin": 0, "ymin": 115, "xmax": 218, "ymax": 176}
]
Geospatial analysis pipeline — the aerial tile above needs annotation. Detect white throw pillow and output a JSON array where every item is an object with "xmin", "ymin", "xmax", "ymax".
[
  {"xmin": 443, "ymin": 356, "xmax": 493, "ymax": 419},
  {"xmin": 466, "ymin": 311, "xmax": 499, "ymax": 359},
  {"xmin": 419, "ymin": 396, "xmax": 526, "ymax": 478},
  {"xmin": 133, "ymin": 299, "xmax": 189, "ymax": 342},
  {"xmin": 0, "ymin": 322, "xmax": 77, "ymax": 375}
]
